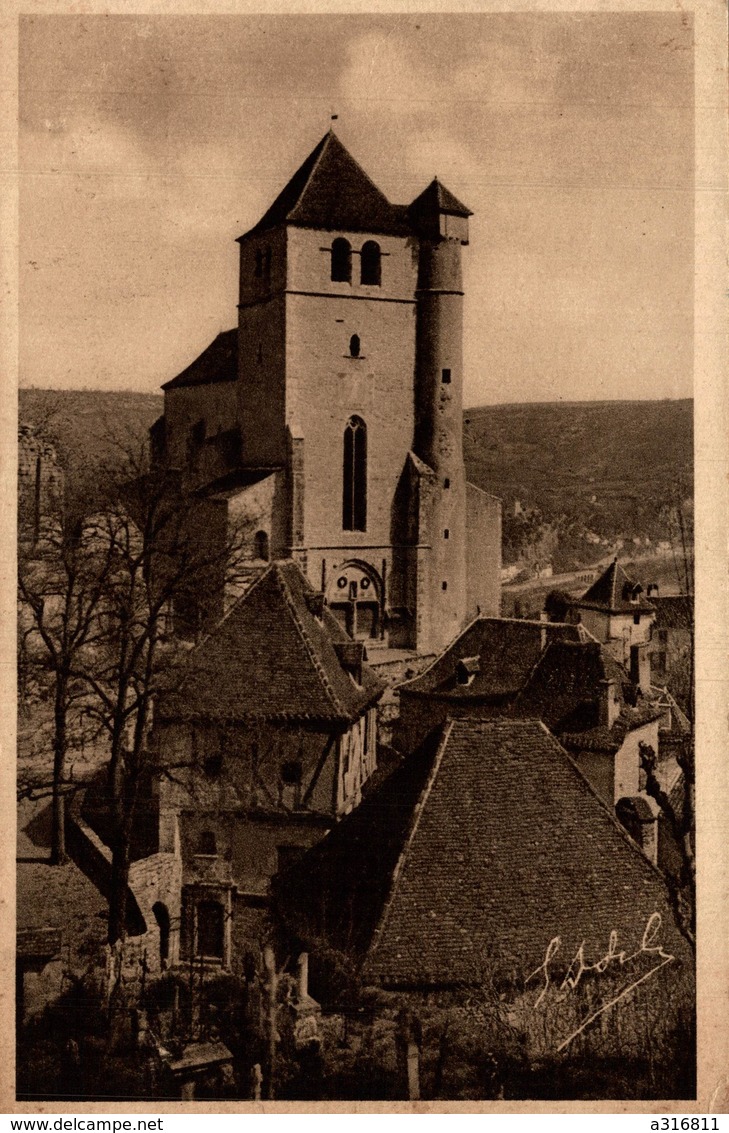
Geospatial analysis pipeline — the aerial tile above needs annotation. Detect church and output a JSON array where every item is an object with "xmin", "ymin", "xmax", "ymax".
[{"xmin": 151, "ymin": 129, "xmax": 501, "ymax": 657}]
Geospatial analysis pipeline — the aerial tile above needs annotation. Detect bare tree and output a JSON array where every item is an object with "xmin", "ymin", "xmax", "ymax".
[
  {"xmin": 72, "ymin": 447, "xmax": 254, "ymax": 956},
  {"xmin": 18, "ymin": 468, "xmax": 119, "ymax": 863},
  {"xmin": 639, "ymin": 738, "xmax": 695, "ymax": 950}
]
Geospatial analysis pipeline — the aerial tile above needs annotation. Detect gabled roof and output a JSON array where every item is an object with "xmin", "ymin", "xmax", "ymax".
[
  {"xmin": 399, "ymin": 617, "xmax": 586, "ymax": 702},
  {"xmin": 576, "ymin": 558, "xmax": 655, "ymax": 615},
  {"xmin": 241, "ymin": 131, "xmax": 411, "ymax": 239},
  {"xmin": 158, "ymin": 561, "xmax": 384, "ymax": 725},
  {"xmin": 512, "ymin": 639, "xmax": 663, "ymax": 747},
  {"xmin": 162, "ymin": 329, "xmax": 238, "ymax": 391},
  {"xmin": 277, "ymin": 718, "xmax": 690, "ymax": 986}
]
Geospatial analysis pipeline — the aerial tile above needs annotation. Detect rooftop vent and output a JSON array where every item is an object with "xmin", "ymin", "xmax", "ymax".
[{"xmin": 456, "ymin": 656, "xmax": 481, "ymax": 686}]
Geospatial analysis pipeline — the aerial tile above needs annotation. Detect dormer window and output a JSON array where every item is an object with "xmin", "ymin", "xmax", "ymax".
[
  {"xmin": 456, "ymin": 656, "xmax": 480, "ymax": 686},
  {"xmin": 331, "ymin": 238, "xmax": 352, "ymax": 283},
  {"xmin": 360, "ymin": 241, "xmax": 381, "ymax": 286}
]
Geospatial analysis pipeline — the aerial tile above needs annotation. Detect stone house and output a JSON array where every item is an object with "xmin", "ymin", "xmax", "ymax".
[
  {"xmin": 150, "ymin": 560, "xmax": 384, "ymax": 974},
  {"xmin": 571, "ymin": 558, "xmax": 656, "ymax": 664}
]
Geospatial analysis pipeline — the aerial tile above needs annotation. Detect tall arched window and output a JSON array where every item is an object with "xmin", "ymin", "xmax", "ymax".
[
  {"xmin": 360, "ymin": 241, "xmax": 381, "ymax": 286},
  {"xmin": 343, "ymin": 416, "xmax": 367, "ymax": 532},
  {"xmin": 331, "ymin": 238, "xmax": 352, "ymax": 283}
]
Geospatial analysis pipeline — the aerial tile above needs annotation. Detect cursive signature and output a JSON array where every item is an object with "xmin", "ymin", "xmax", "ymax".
[{"xmin": 525, "ymin": 912, "xmax": 675, "ymax": 1051}]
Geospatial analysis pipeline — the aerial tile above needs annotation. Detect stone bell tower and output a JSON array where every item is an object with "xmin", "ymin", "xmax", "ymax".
[{"xmin": 410, "ymin": 179, "xmax": 472, "ymax": 653}]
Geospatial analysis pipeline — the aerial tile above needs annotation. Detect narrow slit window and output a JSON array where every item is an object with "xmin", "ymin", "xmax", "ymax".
[
  {"xmin": 442, "ymin": 369, "xmax": 452, "ymax": 384},
  {"xmin": 444, "ymin": 529, "xmax": 450, "ymax": 539},
  {"xmin": 343, "ymin": 416, "xmax": 367, "ymax": 531},
  {"xmin": 349, "ymin": 334, "xmax": 361, "ymax": 358},
  {"xmin": 442, "ymin": 581, "xmax": 448, "ymax": 591},
  {"xmin": 444, "ymin": 478, "xmax": 450, "ymax": 489}
]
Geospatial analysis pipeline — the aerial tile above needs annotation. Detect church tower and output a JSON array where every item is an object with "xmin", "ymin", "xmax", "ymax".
[{"xmin": 155, "ymin": 131, "xmax": 501, "ymax": 657}]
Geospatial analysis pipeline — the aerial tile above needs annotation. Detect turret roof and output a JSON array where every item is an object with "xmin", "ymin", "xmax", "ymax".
[
  {"xmin": 408, "ymin": 176, "xmax": 472, "ymax": 219},
  {"xmin": 576, "ymin": 558, "xmax": 655, "ymax": 615}
]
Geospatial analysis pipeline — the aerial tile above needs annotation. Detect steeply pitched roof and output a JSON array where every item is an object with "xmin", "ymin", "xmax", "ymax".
[
  {"xmin": 576, "ymin": 558, "xmax": 655, "ymax": 615},
  {"xmin": 512, "ymin": 639, "xmax": 662, "ymax": 748},
  {"xmin": 409, "ymin": 177, "xmax": 472, "ymax": 219},
  {"xmin": 162, "ymin": 329, "xmax": 238, "ymax": 391},
  {"xmin": 399, "ymin": 617, "xmax": 586, "ymax": 702},
  {"xmin": 159, "ymin": 561, "xmax": 384, "ymax": 725},
  {"xmin": 277, "ymin": 719, "xmax": 690, "ymax": 987},
  {"xmin": 241, "ymin": 131, "xmax": 411, "ymax": 239}
]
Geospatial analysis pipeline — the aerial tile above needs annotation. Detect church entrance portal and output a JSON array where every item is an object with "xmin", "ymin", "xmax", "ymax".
[{"xmin": 325, "ymin": 562, "xmax": 382, "ymax": 641}]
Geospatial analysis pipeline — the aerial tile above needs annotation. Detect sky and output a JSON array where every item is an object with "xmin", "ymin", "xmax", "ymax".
[{"xmin": 18, "ymin": 12, "xmax": 694, "ymax": 405}]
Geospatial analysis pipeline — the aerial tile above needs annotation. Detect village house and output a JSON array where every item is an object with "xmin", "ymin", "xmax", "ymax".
[
  {"xmin": 149, "ymin": 560, "xmax": 384, "ymax": 974},
  {"xmin": 570, "ymin": 557, "xmax": 656, "ymax": 664}
]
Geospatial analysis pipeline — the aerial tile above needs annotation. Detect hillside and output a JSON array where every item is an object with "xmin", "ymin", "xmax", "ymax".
[
  {"xmin": 19, "ymin": 390, "xmax": 692, "ymax": 572},
  {"xmin": 464, "ymin": 399, "xmax": 692, "ymax": 569},
  {"xmin": 19, "ymin": 388, "xmax": 163, "ymax": 478}
]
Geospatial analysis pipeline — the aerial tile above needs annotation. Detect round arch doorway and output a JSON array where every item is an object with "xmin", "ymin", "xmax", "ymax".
[{"xmin": 325, "ymin": 561, "xmax": 382, "ymax": 641}]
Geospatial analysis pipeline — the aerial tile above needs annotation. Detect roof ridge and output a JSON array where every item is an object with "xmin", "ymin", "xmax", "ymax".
[
  {"xmin": 366, "ymin": 721, "xmax": 454, "ymax": 971},
  {"xmin": 275, "ymin": 562, "xmax": 350, "ymax": 721},
  {"xmin": 288, "ymin": 131, "xmax": 332, "ymax": 218}
]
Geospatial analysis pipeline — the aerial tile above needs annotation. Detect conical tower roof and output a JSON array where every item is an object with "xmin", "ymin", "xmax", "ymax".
[
  {"xmin": 241, "ymin": 131, "xmax": 411, "ymax": 239},
  {"xmin": 577, "ymin": 558, "xmax": 655, "ymax": 614}
]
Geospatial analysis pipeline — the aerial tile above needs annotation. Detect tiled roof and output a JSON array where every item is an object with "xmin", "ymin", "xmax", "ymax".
[
  {"xmin": 513, "ymin": 640, "xmax": 662, "ymax": 746},
  {"xmin": 576, "ymin": 558, "xmax": 655, "ymax": 615},
  {"xmin": 399, "ymin": 617, "xmax": 586, "ymax": 702},
  {"xmin": 159, "ymin": 561, "xmax": 384, "ymax": 725},
  {"xmin": 277, "ymin": 719, "xmax": 691, "ymax": 987},
  {"xmin": 274, "ymin": 730, "xmax": 442, "ymax": 957},
  {"xmin": 409, "ymin": 177, "xmax": 472, "ymax": 219},
  {"xmin": 162, "ymin": 329, "xmax": 238, "ymax": 391},
  {"xmin": 242, "ymin": 131, "xmax": 411, "ymax": 239}
]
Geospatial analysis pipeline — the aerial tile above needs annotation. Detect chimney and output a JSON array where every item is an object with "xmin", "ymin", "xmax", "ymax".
[
  {"xmin": 297, "ymin": 952, "xmax": 309, "ymax": 1001},
  {"xmin": 599, "ymin": 678, "xmax": 620, "ymax": 728},
  {"xmin": 630, "ymin": 643, "xmax": 651, "ymax": 695},
  {"xmin": 305, "ymin": 592, "xmax": 325, "ymax": 619},
  {"xmin": 335, "ymin": 641, "xmax": 365, "ymax": 684},
  {"xmin": 647, "ymin": 582, "xmax": 659, "ymax": 600}
]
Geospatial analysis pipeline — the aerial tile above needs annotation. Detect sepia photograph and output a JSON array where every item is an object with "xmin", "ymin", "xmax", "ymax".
[{"xmin": 13, "ymin": 7, "xmax": 709, "ymax": 1106}]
